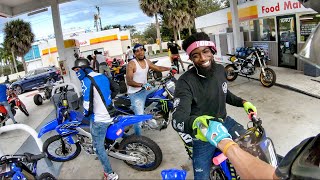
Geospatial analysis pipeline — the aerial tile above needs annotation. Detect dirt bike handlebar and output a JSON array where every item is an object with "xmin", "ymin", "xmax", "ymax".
[{"xmin": 51, "ymin": 83, "xmax": 81, "ymax": 98}]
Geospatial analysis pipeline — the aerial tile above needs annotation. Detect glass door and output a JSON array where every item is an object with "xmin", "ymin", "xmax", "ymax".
[{"xmin": 277, "ymin": 15, "xmax": 297, "ymax": 69}]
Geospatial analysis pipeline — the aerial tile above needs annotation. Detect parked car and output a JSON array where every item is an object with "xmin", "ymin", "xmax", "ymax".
[{"xmin": 11, "ymin": 66, "xmax": 62, "ymax": 95}]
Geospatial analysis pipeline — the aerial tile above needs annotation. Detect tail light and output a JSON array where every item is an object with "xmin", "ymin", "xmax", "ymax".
[{"xmin": 56, "ymin": 69, "xmax": 61, "ymax": 75}]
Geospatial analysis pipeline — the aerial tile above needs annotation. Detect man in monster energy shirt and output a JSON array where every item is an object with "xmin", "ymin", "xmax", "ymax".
[{"xmin": 172, "ymin": 32, "xmax": 257, "ymax": 179}]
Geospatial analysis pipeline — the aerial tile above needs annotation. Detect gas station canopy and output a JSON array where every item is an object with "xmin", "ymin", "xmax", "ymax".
[{"xmin": 0, "ymin": 0, "xmax": 72, "ymax": 18}]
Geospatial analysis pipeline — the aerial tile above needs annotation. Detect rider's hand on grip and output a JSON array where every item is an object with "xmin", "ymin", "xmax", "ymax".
[
  {"xmin": 170, "ymin": 66, "xmax": 178, "ymax": 75},
  {"xmin": 142, "ymin": 83, "xmax": 152, "ymax": 91},
  {"xmin": 243, "ymin": 101, "xmax": 257, "ymax": 114},
  {"xmin": 192, "ymin": 115, "xmax": 231, "ymax": 147}
]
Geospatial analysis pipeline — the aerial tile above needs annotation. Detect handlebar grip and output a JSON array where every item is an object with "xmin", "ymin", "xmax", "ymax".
[
  {"xmin": 212, "ymin": 153, "xmax": 228, "ymax": 165},
  {"xmin": 25, "ymin": 153, "xmax": 46, "ymax": 162}
]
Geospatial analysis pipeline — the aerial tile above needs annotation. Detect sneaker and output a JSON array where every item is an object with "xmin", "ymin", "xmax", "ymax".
[{"xmin": 104, "ymin": 172, "xmax": 119, "ymax": 180}]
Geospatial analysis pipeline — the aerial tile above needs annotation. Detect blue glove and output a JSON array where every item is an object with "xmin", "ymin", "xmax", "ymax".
[
  {"xmin": 142, "ymin": 83, "xmax": 152, "ymax": 90},
  {"xmin": 205, "ymin": 121, "xmax": 232, "ymax": 147}
]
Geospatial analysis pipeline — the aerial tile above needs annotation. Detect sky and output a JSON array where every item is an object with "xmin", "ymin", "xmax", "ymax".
[{"xmin": 0, "ymin": 0, "xmax": 154, "ymax": 43}]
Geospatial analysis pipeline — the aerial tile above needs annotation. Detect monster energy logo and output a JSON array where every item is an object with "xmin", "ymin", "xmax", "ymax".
[{"xmin": 160, "ymin": 100, "xmax": 168, "ymax": 113}]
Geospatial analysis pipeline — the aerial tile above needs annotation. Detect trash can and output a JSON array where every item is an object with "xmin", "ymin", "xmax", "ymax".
[
  {"xmin": 161, "ymin": 169, "xmax": 187, "ymax": 180},
  {"xmin": 304, "ymin": 62, "xmax": 320, "ymax": 77}
]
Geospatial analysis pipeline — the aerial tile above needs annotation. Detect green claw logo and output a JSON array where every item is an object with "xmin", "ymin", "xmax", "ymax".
[{"xmin": 160, "ymin": 100, "xmax": 168, "ymax": 113}]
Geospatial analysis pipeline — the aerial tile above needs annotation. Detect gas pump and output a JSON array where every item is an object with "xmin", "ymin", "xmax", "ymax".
[{"xmin": 59, "ymin": 39, "xmax": 82, "ymax": 91}]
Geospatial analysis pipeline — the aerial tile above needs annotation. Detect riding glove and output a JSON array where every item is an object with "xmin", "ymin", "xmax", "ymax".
[
  {"xmin": 243, "ymin": 101, "xmax": 257, "ymax": 114},
  {"xmin": 192, "ymin": 115, "xmax": 232, "ymax": 146}
]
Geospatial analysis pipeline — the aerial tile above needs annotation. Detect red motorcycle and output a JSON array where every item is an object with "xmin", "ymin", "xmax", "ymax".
[
  {"xmin": 172, "ymin": 55, "xmax": 180, "ymax": 74},
  {"xmin": 0, "ymin": 103, "xmax": 16, "ymax": 127},
  {"xmin": 7, "ymin": 89, "xmax": 29, "ymax": 116}
]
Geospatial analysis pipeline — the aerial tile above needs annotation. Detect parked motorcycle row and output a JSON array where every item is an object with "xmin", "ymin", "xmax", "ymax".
[
  {"xmin": 224, "ymin": 47, "xmax": 277, "ymax": 87},
  {"xmin": 0, "ymin": 50, "xmax": 279, "ymax": 179}
]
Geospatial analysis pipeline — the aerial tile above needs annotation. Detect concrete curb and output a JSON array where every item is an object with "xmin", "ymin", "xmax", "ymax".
[{"xmin": 239, "ymin": 75, "xmax": 320, "ymax": 100}]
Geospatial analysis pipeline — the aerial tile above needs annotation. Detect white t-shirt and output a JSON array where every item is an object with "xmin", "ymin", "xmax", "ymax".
[
  {"xmin": 126, "ymin": 49, "xmax": 134, "ymax": 59},
  {"xmin": 96, "ymin": 54, "xmax": 106, "ymax": 64}
]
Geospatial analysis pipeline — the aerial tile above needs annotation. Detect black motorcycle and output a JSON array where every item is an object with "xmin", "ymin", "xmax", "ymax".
[
  {"xmin": 225, "ymin": 47, "xmax": 276, "ymax": 87},
  {"xmin": 148, "ymin": 60, "xmax": 163, "ymax": 81}
]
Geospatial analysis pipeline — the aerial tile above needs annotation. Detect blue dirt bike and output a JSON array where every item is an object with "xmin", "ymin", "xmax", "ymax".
[
  {"xmin": 38, "ymin": 83, "xmax": 163, "ymax": 171},
  {"xmin": 113, "ymin": 72, "xmax": 176, "ymax": 130},
  {"xmin": 0, "ymin": 124, "xmax": 56, "ymax": 180},
  {"xmin": 180, "ymin": 112, "xmax": 280, "ymax": 180}
]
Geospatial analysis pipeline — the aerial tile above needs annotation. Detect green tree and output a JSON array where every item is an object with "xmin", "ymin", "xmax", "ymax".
[
  {"xmin": 162, "ymin": 0, "xmax": 190, "ymax": 43},
  {"xmin": 186, "ymin": 0, "xmax": 199, "ymax": 35},
  {"xmin": 0, "ymin": 44, "xmax": 14, "ymax": 74},
  {"xmin": 196, "ymin": 0, "xmax": 223, "ymax": 17},
  {"xmin": 143, "ymin": 23, "xmax": 157, "ymax": 44},
  {"xmin": 139, "ymin": 0, "xmax": 168, "ymax": 52},
  {"xmin": 4, "ymin": 19, "xmax": 35, "ymax": 73}
]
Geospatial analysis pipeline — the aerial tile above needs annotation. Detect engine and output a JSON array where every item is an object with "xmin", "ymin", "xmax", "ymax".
[{"xmin": 241, "ymin": 61, "xmax": 255, "ymax": 75}]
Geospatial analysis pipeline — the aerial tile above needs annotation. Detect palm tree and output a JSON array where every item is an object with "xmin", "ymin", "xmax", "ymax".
[
  {"xmin": 139, "ymin": 0, "xmax": 168, "ymax": 53},
  {"xmin": 0, "ymin": 44, "xmax": 14, "ymax": 74},
  {"xmin": 162, "ymin": 0, "xmax": 190, "ymax": 43},
  {"xmin": 4, "ymin": 19, "xmax": 35, "ymax": 73},
  {"xmin": 186, "ymin": 0, "xmax": 199, "ymax": 35}
]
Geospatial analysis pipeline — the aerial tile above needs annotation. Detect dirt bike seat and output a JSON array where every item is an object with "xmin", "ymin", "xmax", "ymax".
[{"xmin": 226, "ymin": 54, "xmax": 235, "ymax": 56}]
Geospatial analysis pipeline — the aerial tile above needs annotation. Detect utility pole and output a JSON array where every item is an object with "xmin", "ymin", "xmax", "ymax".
[
  {"xmin": 96, "ymin": 6, "xmax": 103, "ymax": 31},
  {"xmin": 94, "ymin": 14, "xmax": 99, "ymax": 32}
]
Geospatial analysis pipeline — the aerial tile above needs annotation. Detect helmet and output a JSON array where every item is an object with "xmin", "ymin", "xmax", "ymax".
[
  {"xmin": 72, "ymin": 58, "xmax": 91, "ymax": 70},
  {"xmin": 295, "ymin": 0, "xmax": 320, "ymax": 67},
  {"xmin": 275, "ymin": 133, "xmax": 320, "ymax": 179},
  {"xmin": 133, "ymin": 43, "xmax": 146, "ymax": 53}
]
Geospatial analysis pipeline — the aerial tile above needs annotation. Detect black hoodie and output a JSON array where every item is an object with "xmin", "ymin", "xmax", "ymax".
[{"xmin": 172, "ymin": 64, "xmax": 244, "ymax": 137}]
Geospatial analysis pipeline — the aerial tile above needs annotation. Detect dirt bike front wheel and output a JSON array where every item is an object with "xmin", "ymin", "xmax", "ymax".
[
  {"xmin": 43, "ymin": 135, "xmax": 81, "ymax": 162},
  {"xmin": 260, "ymin": 68, "xmax": 276, "ymax": 87},
  {"xmin": 18, "ymin": 104, "xmax": 29, "ymax": 116}
]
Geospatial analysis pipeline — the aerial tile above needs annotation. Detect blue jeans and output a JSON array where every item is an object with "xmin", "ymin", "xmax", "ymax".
[
  {"xmin": 0, "ymin": 101, "xmax": 17, "ymax": 123},
  {"xmin": 90, "ymin": 121, "xmax": 113, "ymax": 173},
  {"xmin": 192, "ymin": 116, "xmax": 246, "ymax": 180},
  {"xmin": 128, "ymin": 88, "xmax": 156, "ymax": 135}
]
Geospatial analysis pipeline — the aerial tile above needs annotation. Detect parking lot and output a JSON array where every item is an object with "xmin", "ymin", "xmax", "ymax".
[{"xmin": 1, "ymin": 56, "xmax": 320, "ymax": 179}]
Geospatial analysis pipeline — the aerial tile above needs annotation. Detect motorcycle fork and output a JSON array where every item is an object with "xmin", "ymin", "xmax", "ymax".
[{"xmin": 256, "ymin": 52, "xmax": 266, "ymax": 76}]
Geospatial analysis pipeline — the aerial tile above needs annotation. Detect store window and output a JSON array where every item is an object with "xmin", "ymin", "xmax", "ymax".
[
  {"xmin": 24, "ymin": 45, "xmax": 41, "ymax": 62},
  {"xmin": 250, "ymin": 18, "xmax": 276, "ymax": 41},
  {"xmin": 300, "ymin": 14, "xmax": 320, "ymax": 42},
  {"xmin": 240, "ymin": 21, "xmax": 250, "ymax": 41}
]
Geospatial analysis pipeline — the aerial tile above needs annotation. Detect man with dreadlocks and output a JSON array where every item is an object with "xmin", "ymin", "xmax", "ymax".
[{"xmin": 172, "ymin": 32, "xmax": 257, "ymax": 179}]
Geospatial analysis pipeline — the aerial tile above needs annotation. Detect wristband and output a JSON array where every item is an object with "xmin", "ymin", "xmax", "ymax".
[{"xmin": 222, "ymin": 141, "xmax": 237, "ymax": 155}]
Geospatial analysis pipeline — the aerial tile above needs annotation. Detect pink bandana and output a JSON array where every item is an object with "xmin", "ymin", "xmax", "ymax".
[{"xmin": 186, "ymin": 41, "xmax": 217, "ymax": 55}]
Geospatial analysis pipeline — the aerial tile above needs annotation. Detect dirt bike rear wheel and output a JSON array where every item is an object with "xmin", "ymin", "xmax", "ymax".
[
  {"xmin": 34, "ymin": 94, "xmax": 43, "ymax": 105},
  {"xmin": 153, "ymin": 71, "xmax": 163, "ymax": 81},
  {"xmin": 225, "ymin": 65, "xmax": 238, "ymax": 81},
  {"xmin": 260, "ymin": 68, "xmax": 276, "ymax": 87},
  {"xmin": 37, "ymin": 172, "xmax": 56, "ymax": 180},
  {"xmin": 119, "ymin": 135, "xmax": 162, "ymax": 171},
  {"xmin": 18, "ymin": 104, "xmax": 29, "ymax": 116},
  {"xmin": 173, "ymin": 60, "xmax": 179, "ymax": 74}
]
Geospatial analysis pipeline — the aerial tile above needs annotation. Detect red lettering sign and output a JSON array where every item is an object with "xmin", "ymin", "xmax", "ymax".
[
  {"xmin": 284, "ymin": 1, "xmax": 302, "ymax": 10},
  {"xmin": 262, "ymin": 3, "xmax": 280, "ymax": 13}
]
